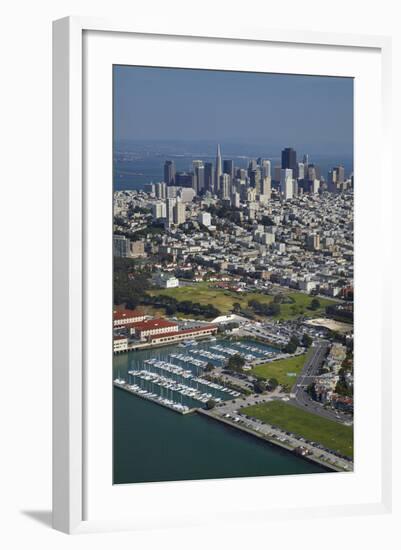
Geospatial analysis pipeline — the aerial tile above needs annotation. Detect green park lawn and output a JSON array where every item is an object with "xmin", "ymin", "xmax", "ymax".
[
  {"xmin": 278, "ymin": 292, "xmax": 336, "ymax": 320},
  {"xmin": 242, "ymin": 400, "xmax": 353, "ymax": 459},
  {"xmin": 250, "ymin": 353, "xmax": 307, "ymax": 386},
  {"xmin": 148, "ymin": 282, "xmax": 272, "ymax": 315},
  {"xmin": 148, "ymin": 282, "xmax": 336, "ymax": 321}
]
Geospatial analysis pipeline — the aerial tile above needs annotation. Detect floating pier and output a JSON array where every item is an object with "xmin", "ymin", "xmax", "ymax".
[{"xmin": 113, "ymin": 379, "xmax": 196, "ymax": 415}]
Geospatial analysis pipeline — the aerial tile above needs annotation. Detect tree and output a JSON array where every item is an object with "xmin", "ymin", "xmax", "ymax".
[
  {"xmin": 284, "ymin": 336, "xmax": 299, "ymax": 354},
  {"xmin": 232, "ymin": 302, "xmax": 241, "ymax": 313},
  {"xmin": 310, "ymin": 298, "xmax": 321, "ymax": 310},
  {"xmin": 205, "ymin": 362, "xmax": 214, "ymax": 372},
  {"xmin": 267, "ymin": 378, "xmax": 279, "ymax": 390},
  {"xmin": 301, "ymin": 333, "xmax": 313, "ymax": 348},
  {"xmin": 254, "ymin": 379, "xmax": 267, "ymax": 393},
  {"xmin": 227, "ymin": 354, "xmax": 245, "ymax": 372},
  {"xmin": 166, "ymin": 303, "xmax": 177, "ymax": 315},
  {"xmin": 206, "ymin": 399, "xmax": 217, "ymax": 410},
  {"xmin": 306, "ymin": 382, "xmax": 316, "ymax": 399}
]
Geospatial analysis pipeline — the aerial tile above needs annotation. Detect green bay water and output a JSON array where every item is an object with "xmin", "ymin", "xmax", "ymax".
[{"xmin": 113, "ymin": 342, "xmax": 330, "ymax": 484}]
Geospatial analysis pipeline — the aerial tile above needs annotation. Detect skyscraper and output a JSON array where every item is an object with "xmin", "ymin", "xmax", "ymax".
[
  {"xmin": 280, "ymin": 168, "xmax": 293, "ymax": 200},
  {"xmin": 297, "ymin": 162, "xmax": 305, "ymax": 180},
  {"xmin": 220, "ymin": 173, "xmax": 230, "ymax": 200},
  {"xmin": 173, "ymin": 200, "xmax": 186, "ymax": 226},
  {"xmin": 113, "ymin": 235, "xmax": 130, "ymax": 257},
  {"xmin": 260, "ymin": 176, "xmax": 272, "ymax": 199},
  {"xmin": 249, "ymin": 168, "xmax": 261, "ymax": 195},
  {"xmin": 204, "ymin": 162, "xmax": 214, "ymax": 193},
  {"xmin": 281, "ymin": 148, "xmax": 297, "ymax": 176},
  {"xmin": 215, "ymin": 144, "xmax": 222, "ymax": 194},
  {"xmin": 155, "ymin": 181, "xmax": 167, "ymax": 199},
  {"xmin": 166, "ymin": 197, "xmax": 176, "ymax": 227},
  {"xmin": 194, "ymin": 164, "xmax": 205, "ymax": 195},
  {"xmin": 261, "ymin": 160, "xmax": 271, "ymax": 179},
  {"xmin": 223, "ymin": 159, "xmax": 234, "ymax": 180},
  {"xmin": 164, "ymin": 160, "xmax": 176, "ymax": 186}
]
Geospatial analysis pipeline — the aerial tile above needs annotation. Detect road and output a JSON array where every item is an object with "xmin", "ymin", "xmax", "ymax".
[
  {"xmin": 208, "ymin": 397, "xmax": 353, "ymax": 471},
  {"xmin": 290, "ymin": 341, "xmax": 352, "ymax": 424}
]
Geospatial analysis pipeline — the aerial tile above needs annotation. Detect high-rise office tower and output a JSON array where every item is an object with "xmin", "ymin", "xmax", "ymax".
[
  {"xmin": 250, "ymin": 168, "xmax": 261, "ymax": 195},
  {"xmin": 328, "ymin": 166, "xmax": 345, "ymax": 192},
  {"xmin": 297, "ymin": 162, "xmax": 305, "ymax": 180},
  {"xmin": 192, "ymin": 160, "xmax": 203, "ymax": 171},
  {"xmin": 260, "ymin": 176, "xmax": 272, "ymax": 199},
  {"xmin": 175, "ymin": 172, "xmax": 194, "ymax": 188},
  {"xmin": 220, "ymin": 173, "xmax": 231, "ymax": 200},
  {"xmin": 223, "ymin": 159, "xmax": 234, "ymax": 180},
  {"xmin": 236, "ymin": 168, "xmax": 247, "ymax": 180},
  {"xmin": 281, "ymin": 148, "xmax": 297, "ymax": 177},
  {"xmin": 113, "ymin": 235, "xmax": 130, "ymax": 257},
  {"xmin": 173, "ymin": 200, "xmax": 186, "ymax": 226},
  {"xmin": 335, "ymin": 165, "xmax": 345, "ymax": 184},
  {"xmin": 155, "ymin": 181, "xmax": 167, "ymax": 199},
  {"xmin": 204, "ymin": 162, "xmax": 214, "ymax": 193},
  {"xmin": 215, "ymin": 144, "xmax": 222, "ymax": 193},
  {"xmin": 280, "ymin": 168, "xmax": 293, "ymax": 200},
  {"xmin": 194, "ymin": 164, "xmax": 205, "ymax": 195},
  {"xmin": 166, "ymin": 186, "xmax": 177, "ymax": 198},
  {"xmin": 273, "ymin": 164, "xmax": 281, "ymax": 182},
  {"xmin": 261, "ymin": 160, "xmax": 271, "ymax": 179},
  {"xmin": 164, "ymin": 160, "xmax": 176, "ymax": 186},
  {"xmin": 231, "ymin": 192, "xmax": 240, "ymax": 208},
  {"xmin": 144, "ymin": 183, "xmax": 155, "ymax": 195},
  {"xmin": 152, "ymin": 202, "xmax": 167, "ymax": 220},
  {"xmin": 307, "ymin": 164, "xmax": 317, "ymax": 182},
  {"xmin": 303, "ymin": 154, "xmax": 309, "ymax": 166},
  {"xmin": 166, "ymin": 197, "xmax": 176, "ymax": 227},
  {"xmin": 248, "ymin": 159, "xmax": 258, "ymax": 174}
]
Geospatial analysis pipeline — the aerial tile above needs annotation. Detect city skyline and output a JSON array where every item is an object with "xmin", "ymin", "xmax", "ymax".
[{"xmin": 113, "ymin": 66, "xmax": 353, "ymax": 156}]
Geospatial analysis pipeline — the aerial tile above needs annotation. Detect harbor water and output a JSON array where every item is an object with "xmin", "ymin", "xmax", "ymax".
[{"xmin": 113, "ymin": 338, "xmax": 330, "ymax": 484}]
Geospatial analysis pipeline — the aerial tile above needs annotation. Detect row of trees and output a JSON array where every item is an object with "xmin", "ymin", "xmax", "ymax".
[
  {"xmin": 143, "ymin": 294, "xmax": 221, "ymax": 319},
  {"xmin": 113, "ymin": 259, "xmax": 152, "ymax": 308},
  {"xmin": 248, "ymin": 299, "xmax": 281, "ymax": 317}
]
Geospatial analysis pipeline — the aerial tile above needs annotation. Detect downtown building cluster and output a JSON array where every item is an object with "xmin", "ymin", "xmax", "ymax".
[{"xmin": 114, "ymin": 145, "xmax": 353, "ymax": 299}]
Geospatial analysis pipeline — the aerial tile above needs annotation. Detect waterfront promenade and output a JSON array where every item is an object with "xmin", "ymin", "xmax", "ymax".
[{"xmin": 202, "ymin": 396, "xmax": 354, "ymax": 473}]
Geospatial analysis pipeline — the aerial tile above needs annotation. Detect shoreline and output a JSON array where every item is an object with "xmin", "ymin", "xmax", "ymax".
[{"xmin": 197, "ymin": 408, "xmax": 348, "ymax": 473}]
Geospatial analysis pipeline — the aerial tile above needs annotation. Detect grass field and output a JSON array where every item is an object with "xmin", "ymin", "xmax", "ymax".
[
  {"xmin": 278, "ymin": 292, "xmax": 336, "ymax": 320},
  {"xmin": 242, "ymin": 400, "xmax": 353, "ymax": 458},
  {"xmin": 250, "ymin": 353, "xmax": 307, "ymax": 386},
  {"xmin": 148, "ymin": 282, "xmax": 336, "ymax": 321},
  {"xmin": 148, "ymin": 282, "xmax": 273, "ymax": 316}
]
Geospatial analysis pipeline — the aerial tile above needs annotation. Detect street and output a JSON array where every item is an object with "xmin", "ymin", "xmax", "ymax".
[{"xmin": 290, "ymin": 341, "xmax": 352, "ymax": 424}]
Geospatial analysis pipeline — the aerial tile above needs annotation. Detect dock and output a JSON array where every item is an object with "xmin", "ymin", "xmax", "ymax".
[{"xmin": 114, "ymin": 381, "xmax": 196, "ymax": 415}]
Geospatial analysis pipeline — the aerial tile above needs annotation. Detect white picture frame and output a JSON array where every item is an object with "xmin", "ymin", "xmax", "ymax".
[{"xmin": 52, "ymin": 16, "xmax": 392, "ymax": 534}]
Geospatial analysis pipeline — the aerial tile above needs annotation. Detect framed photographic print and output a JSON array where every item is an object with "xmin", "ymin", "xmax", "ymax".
[{"xmin": 52, "ymin": 17, "xmax": 392, "ymax": 534}]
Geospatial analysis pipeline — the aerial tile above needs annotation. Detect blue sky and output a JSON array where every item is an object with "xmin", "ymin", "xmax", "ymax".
[{"xmin": 113, "ymin": 65, "xmax": 353, "ymax": 156}]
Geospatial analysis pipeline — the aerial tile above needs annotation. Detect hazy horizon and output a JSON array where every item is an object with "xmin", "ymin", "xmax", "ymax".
[{"xmin": 114, "ymin": 66, "xmax": 353, "ymax": 157}]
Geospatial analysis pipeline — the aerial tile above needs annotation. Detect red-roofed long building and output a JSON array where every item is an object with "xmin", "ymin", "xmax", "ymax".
[
  {"xmin": 149, "ymin": 324, "xmax": 217, "ymax": 345},
  {"xmin": 131, "ymin": 318, "xmax": 178, "ymax": 340},
  {"xmin": 113, "ymin": 308, "xmax": 146, "ymax": 327}
]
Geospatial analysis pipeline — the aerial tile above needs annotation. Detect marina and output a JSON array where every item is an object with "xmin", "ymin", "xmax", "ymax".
[
  {"xmin": 113, "ymin": 381, "xmax": 330, "ymax": 484},
  {"xmin": 113, "ymin": 337, "xmax": 336, "ymax": 481},
  {"xmin": 114, "ymin": 337, "xmax": 273, "ymax": 412}
]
